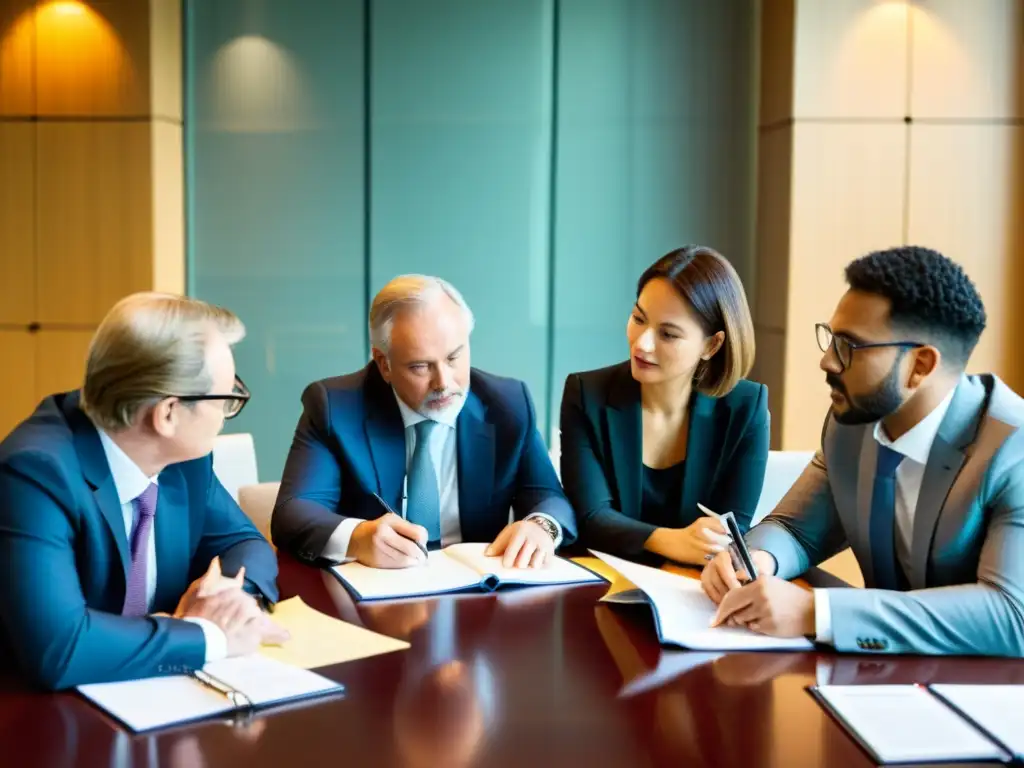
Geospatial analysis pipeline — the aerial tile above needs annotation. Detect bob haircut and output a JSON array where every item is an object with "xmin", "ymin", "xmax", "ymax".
[{"xmin": 636, "ymin": 245, "xmax": 755, "ymax": 397}]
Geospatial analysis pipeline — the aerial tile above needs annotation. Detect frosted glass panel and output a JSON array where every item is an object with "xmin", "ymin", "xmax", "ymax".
[{"xmin": 186, "ymin": 0, "xmax": 366, "ymax": 480}]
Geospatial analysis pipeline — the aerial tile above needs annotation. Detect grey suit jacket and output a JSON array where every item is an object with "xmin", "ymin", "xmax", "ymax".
[{"xmin": 747, "ymin": 374, "xmax": 1024, "ymax": 656}]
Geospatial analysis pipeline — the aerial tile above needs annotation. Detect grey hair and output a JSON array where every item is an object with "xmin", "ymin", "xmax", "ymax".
[{"xmin": 369, "ymin": 275, "xmax": 475, "ymax": 355}]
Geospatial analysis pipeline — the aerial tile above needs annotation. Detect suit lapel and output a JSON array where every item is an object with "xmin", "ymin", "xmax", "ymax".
[
  {"xmin": 856, "ymin": 429, "xmax": 880, "ymax": 587},
  {"xmin": 67, "ymin": 394, "xmax": 131, "ymax": 579},
  {"xmin": 607, "ymin": 367, "xmax": 642, "ymax": 521},
  {"xmin": 909, "ymin": 377, "xmax": 984, "ymax": 588},
  {"xmin": 456, "ymin": 392, "xmax": 495, "ymax": 541},
  {"xmin": 681, "ymin": 393, "xmax": 715, "ymax": 516},
  {"xmin": 153, "ymin": 468, "xmax": 191, "ymax": 611},
  {"xmin": 363, "ymin": 369, "xmax": 408, "ymax": 511}
]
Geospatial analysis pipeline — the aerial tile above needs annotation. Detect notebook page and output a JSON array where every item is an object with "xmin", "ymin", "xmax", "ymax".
[
  {"xmin": 815, "ymin": 685, "xmax": 1005, "ymax": 763},
  {"xmin": 331, "ymin": 550, "xmax": 479, "ymax": 599},
  {"xmin": 930, "ymin": 685, "xmax": 1024, "ymax": 758},
  {"xmin": 204, "ymin": 655, "xmax": 340, "ymax": 705},
  {"xmin": 78, "ymin": 676, "xmax": 234, "ymax": 732},
  {"xmin": 444, "ymin": 542, "xmax": 604, "ymax": 585},
  {"xmin": 591, "ymin": 550, "xmax": 813, "ymax": 651}
]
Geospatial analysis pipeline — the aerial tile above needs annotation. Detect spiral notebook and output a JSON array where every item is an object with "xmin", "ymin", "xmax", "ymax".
[{"xmin": 77, "ymin": 655, "xmax": 344, "ymax": 732}]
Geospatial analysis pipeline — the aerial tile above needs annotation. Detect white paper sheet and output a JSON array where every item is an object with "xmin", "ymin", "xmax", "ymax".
[
  {"xmin": 815, "ymin": 685, "xmax": 1005, "ymax": 764},
  {"xmin": 445, "ymin": 542, "xmax": 604, "ymax": 586},
  {"xmin": 930, "ymin": 685, "xmax": 1024, "ymax": 758},
  {"xmin": 77, "ymin": 655, "xmax": 342, "ymax": 732},
  {"xmin": 331, "ymin": 550, "xmax": 480, "ymax": 599},
  {"xmin": 591, "ymin": 550, "xmax": 814, "ymax": 651}
]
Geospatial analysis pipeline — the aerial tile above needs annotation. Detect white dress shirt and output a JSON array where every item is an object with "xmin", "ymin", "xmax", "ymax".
[
  {"xmin": 814, "ymin": 390, "xmax": 955, "ymax": 643},
  {"xmin": 96, "ymin": 429, "xmax": 227, "ymax": 662},
  {"xmin": 323, "ymin": 391, "xmax": 562, "ymax": 559}
]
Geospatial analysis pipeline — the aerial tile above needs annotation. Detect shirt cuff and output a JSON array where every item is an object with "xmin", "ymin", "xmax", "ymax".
[
  {"xmin": 182, "ymin": 617, "xmax": 228, "ymax": 663},
  {"xmin": 322, "ymin": 517, "xmax": 363, "ymax": 562},
  {"xmin": 524, "ymin": 513, "xmax": 563, "ymax": 549},
  {"xmin": 814, "ymin": 588, "xmax": 834, "ymax": 645}
]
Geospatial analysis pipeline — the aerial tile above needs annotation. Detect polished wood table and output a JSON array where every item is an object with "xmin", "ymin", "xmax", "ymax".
[{"xmin": 3, "ymin": 555, "xmax": 1024, "ymax": 767}]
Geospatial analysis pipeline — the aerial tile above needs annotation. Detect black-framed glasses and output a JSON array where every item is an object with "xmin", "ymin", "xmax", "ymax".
[
  {"xmin": 174, "ymin": 375, "xmax": 251, "ymax": 419},
  {"xmin": 815, "ymin": 323, "xmax": 923, "ymax": 373}
]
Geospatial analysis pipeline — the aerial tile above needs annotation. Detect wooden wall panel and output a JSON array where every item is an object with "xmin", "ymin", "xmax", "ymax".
[
  {"xmin": 35, "ymin": 329, "xmax": 93, "ymax": 398},
  {"xmin": 149, "ymin": 0, "xmax": 181, "ymax": 122},
  {"xmin": 34, "ymin": 0, "xmax": 150, "ymax": 116},
  {"xmin": 0, "ymin": 0, "xmax": 35, "ymax": 115},
  {"xmin": 151, "ymin": 120, "xmax": 184, "ymax": 294},
  {"xmin": 759, "ymin": 0, "xmax": 795, "ymax": 127},
  {"xmin": 0, "ymin": 331, "xmax": 36, "ymax": 438},
  {"xmin": 907, "ymin": 124, "xmax": 1024, "ymax": 392},
  {"xmin": 0, "ymin": 123, "xmax": 35, "ymax": 323},
  {"xmin": 792, "ymin": 0, "xmax": 909, "ymax": 119},
  {"xmin": 784, "ymin": 123, "xmax": 906, "ymax": 450},
  {"xmin": 910, "ymin": 0, "xmax": 1024, "ymax": 120},
  {"xmin": 35, "ymin": 121, "xmax": 153, "ymax": 325},
  {"xmin": 754, "ymin": 126, "xmax": 793, "ymax": 332}
]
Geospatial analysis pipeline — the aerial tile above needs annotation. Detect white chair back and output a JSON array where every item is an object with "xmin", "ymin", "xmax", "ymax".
[
  {"xmin": 752, "ymin": 450, "xmax": 815, "ymax": 525},
  {"xmin": 238, "ymin": 481, "xmax": 280, "ymax": 546},
  {"xmin": 212, "ymin": 433, "xmax": 258, "ymax": 502}
]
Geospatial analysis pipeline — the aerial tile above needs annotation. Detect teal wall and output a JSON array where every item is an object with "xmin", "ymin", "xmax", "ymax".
[{"xmin": 186, "ymin": 0, "xmax": 758, "ymax": 480}]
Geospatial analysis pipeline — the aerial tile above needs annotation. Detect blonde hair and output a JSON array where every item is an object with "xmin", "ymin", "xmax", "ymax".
[
  {"xmin": 369, "ymin": 275, "xmax": 475, "ymax": 355},
  {"xmin": 81, "ymin": 292, "xmax": 245, "ymax": 431}
]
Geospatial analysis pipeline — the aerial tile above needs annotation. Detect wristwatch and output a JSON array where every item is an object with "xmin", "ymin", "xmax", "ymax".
[{"xmin": 525, "ymin": 514, "xmax": 559, "ymax": 542}]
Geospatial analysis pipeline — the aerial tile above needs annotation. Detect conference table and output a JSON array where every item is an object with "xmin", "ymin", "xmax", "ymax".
[{"xmin": 3, "ymin": 554, "xmax": 1024, "ymax": 768}]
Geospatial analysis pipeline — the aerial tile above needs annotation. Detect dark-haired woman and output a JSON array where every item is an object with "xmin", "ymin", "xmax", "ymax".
[{"xmin": 560, "ymin": 246, "xmax": 769, "ymax": 565}]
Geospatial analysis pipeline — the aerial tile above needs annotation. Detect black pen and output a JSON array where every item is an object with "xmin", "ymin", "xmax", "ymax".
[{"xmin": 370, "ymin": 492, "xmax": 429, "ymax": 560}]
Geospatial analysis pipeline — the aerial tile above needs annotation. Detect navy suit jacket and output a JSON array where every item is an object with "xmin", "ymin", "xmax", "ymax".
[
  {"xmin": 271, "ymin": 364, "xmax": 576, "ymax": 561},
  {"xmin": 0, "ymin": 392, "xmax": 279, "ymax": 690},
  {"xmin": 560, "ymin": 362, "xmax": 770, "ymax": 557}
]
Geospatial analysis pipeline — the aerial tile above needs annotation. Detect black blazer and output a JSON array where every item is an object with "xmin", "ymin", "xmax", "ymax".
[
  {"xmin": 271, "ymin": 364, "xmax": 576, "ymax": 562},
  {"xmin": 560, "ymin": 362, "xmax": 770, "ymax": 557}
]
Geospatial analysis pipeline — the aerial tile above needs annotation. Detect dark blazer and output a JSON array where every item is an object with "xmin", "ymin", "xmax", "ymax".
[
  {"xmin": 271, "ymin": 364, "xmax": 576, "ymax": 561},
  {"xmin": 0, "ymin": 392, "xmax": 279, "ymax": 690},
  {"xmin": 560, "ymin": 362, "xmax": 770, "ymax": 556}
]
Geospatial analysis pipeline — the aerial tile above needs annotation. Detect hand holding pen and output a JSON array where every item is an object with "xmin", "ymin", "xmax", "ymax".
[{"xmin": 347, "ymin": 493, "xmax": 430, "ymax": 569}]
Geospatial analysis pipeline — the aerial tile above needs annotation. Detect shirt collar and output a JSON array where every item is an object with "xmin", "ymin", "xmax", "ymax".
[
  {"xmin": 95, "ymin": 427, "xmax": 159, "ymax": 506},
  {"xmin": 393, "ymin": 390, "xmax": 461, "ymax": 430},
  {"xmin": 872, "ymin": 388, "xmax": 956, "ymax": 465}
]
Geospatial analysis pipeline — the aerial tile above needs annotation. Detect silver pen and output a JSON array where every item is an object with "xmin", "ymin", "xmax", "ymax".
[{"xmin": 191, "ymin": 669, "xmax": 253, "ymax": 709}]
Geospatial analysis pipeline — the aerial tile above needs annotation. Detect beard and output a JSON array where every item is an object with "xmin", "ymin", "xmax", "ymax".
[
  {"xmin": 418, "ymin": 389, "xmax": 467, "ymax": 422},
  {"xmin": 828, "ymin": 355, "xmax": 906, "ymax": 426}
]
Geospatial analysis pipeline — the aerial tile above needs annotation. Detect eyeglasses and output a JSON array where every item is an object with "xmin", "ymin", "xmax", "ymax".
[
  {"xmin": 173, "ymin": 375, "xmax": 251, "ymax": 420},
  {"xmin": 815, "ymin": 323, "xmax": 923, "ymax": 373}
]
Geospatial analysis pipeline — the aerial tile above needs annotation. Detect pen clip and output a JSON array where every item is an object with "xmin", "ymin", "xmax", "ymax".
[{"xmin": 192, "ymin": 669, "xmax": 253, "ymax": 710}]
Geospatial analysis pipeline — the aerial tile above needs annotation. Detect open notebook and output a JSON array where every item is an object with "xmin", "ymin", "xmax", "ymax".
[
  {"xmin": 331, "ymin": 542, "xmax": 604, "ymax": 601},
  {"xmin": 811, "ymin": 684, "xmax": 1024, "ymax": 764},
  {"xmin": 592, "ymin": 550, "xmax": 814, "ymax": 652},
  {"xmin": 77, "ymin": 655, "xmax": 344, "ymax": 733}
]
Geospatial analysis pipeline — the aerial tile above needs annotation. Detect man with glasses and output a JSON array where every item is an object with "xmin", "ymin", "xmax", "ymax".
[
  {"xmin": 0, "ymin": 293, "xmax": 286, "ymax": 689},
  {"xmin": 702, "ymin": 246, "xmax": 1024, "ymax": 656}
]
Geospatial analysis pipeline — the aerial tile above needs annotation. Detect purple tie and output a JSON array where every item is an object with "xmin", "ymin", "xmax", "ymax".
[{"xmin": 122, "ymin": 483, "xmax": 158, "ymax": 616}]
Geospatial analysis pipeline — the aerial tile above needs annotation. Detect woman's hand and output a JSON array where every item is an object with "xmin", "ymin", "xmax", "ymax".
[{"xmin": 645, "ymin": 516, "xmax": 734, "ymax": 565}]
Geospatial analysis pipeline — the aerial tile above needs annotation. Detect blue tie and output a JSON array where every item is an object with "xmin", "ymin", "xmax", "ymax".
[
  {"xmin": 407, "ymin": 420, "xmax": 441, "ymax": 544},
  {"xmin": 869, "ymin": 444, "xmax": 904, "ymax": 590}
]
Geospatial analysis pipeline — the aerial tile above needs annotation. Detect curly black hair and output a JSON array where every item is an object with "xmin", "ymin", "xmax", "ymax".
[{"xmin": 845, "ymin": 246, "xmax": 987, "ymax": 369}]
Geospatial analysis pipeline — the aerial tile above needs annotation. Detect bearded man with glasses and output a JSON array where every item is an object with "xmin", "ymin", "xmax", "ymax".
[
  {"xmin": 702, "ymin": 246, "xmax": 1024, "ymax": 657},
  {"xmin": 0, "ymin": 293, "xmax": 286, "ymax": 690}
]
